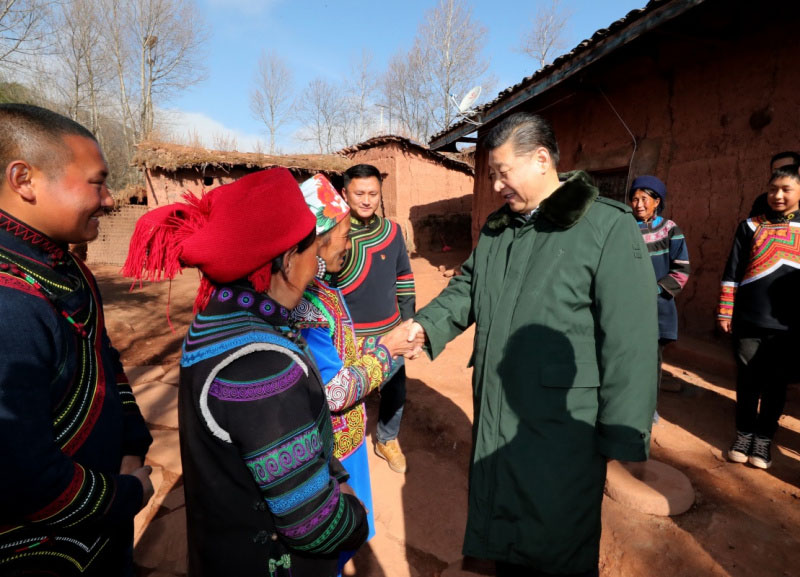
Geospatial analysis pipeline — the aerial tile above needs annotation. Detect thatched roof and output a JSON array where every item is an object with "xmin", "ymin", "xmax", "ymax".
[
  {"xmin": 133, "ymin": 142, "xmax": 351, "ymax": 175},
  {"xmin": 339, "ymin": 135, "xmax": 474, "ymax": 176}
]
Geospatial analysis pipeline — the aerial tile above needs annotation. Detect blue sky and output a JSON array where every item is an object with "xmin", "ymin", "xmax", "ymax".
[{"xmin": 164, "ymin": 0, "xmax": 647, "ymax": 152}]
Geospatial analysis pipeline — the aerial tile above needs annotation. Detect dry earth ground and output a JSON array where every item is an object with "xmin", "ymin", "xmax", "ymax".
[{"xmin": 94, "ymin": 248, "xmax": 800, "ymax": 577}]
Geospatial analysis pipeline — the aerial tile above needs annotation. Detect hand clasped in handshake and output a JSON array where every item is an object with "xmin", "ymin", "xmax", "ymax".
[{"xmin": 380, "ymin": 319, "xmax": 426, "ymax": 359}]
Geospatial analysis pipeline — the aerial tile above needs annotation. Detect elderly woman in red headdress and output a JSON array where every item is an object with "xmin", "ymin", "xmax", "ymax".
[
  {"xmin": 123, "ymin": 168, "xmax": 368, "ymax": 577},
  {"xmin": 291, "ymin": 174, "xmax": 421, "ymax": 574}
]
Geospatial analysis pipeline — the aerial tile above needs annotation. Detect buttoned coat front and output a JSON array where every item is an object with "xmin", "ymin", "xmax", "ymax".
[{"xmin": 415, "ymin": 171, "xmax": 659, "ymax": 573}]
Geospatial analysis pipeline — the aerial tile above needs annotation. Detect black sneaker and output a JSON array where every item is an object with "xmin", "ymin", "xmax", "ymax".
[
  {"xmin": 727, "ymin": 431, "xmax": 753, "ymax": 463},
  {"xmin": 749, "ymin": 435, "xmax": 772, "ymax": 469}
]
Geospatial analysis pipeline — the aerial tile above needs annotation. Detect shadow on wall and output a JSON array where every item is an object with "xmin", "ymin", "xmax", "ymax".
[{"xmin": 409, "ymin": 195, "xmax": 472, "ymax": 255}]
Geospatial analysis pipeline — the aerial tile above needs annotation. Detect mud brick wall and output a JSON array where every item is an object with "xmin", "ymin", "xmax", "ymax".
[
  {"xmin": 469, "ymin": 4, "xmax": 800, "ymax": 338},
  {"xmin": 86, "ymin": 205, "xmax": 150, "ymax": 266},
  {"xmin": 345, "ymin": 143, "xmax": 474, "ymax": 253}
]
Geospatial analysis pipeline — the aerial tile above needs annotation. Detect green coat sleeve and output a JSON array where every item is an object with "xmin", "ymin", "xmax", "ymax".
[
  {"xmin": 593, "ymin": 213, "xmax": 659, "ymax": 461},
  {"xmin": 415, "ymin": 249, "xmax": 476, "ymax": 359}
]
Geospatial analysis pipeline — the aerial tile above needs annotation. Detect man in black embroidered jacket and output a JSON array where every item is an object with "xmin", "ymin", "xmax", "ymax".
[{"xmin": 0, "ymin": 104, "xmax": 153, "ymax": 576}]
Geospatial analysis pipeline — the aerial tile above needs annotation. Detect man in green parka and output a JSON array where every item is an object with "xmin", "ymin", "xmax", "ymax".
[{"xmin": 409, "ymin": 112, "xmax": 658, "ymax": 576}]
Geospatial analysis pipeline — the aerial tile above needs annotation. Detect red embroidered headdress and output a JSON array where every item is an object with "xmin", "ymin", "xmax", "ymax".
[{"xmin": 122, "ymin": 167, "xmax": 315, "ymax": 312}]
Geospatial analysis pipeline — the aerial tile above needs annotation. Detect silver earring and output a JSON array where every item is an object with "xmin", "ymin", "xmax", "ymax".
[{"xmin": 316, "ymin": 256, "xmax": 326, "ymax": 278}]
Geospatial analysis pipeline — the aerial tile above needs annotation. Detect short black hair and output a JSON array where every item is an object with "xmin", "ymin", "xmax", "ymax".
[
  {"xmin": 770, "ymin": 151, "xmax": 800, "ymax": 167},
  {"xmin": 769, "ymin": 164, "xmax": 800, "ymax": 184},
  {"xmin": 343, "ymin": 164, "xmax": 382, "ymax": 189},
  {"xmin": 0, "ymin": 103, "xmax": 97, "ymax": 175},
  {"xmin": 482, "ymin": 112, "xmax": 560, "ymax": 167}
]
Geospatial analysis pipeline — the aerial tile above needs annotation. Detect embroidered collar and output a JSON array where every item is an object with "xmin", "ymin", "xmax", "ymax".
[
  {"xmin": 350, "ymin": 213, "xmax": 380, "ymax": 230},
  {"xmin": 209, "ymin": 284, "xmax": 293, "ymax": 329},
  {"xmin": 0, "ymin": 208, "xmax": 66, "ymax": 263},
  {"xmin": 637, "ymin": 215, "xmax": 664, "ymax": 231},
  {"xmin": 486, "ymin": 171, "xmax": 599, "ymax": 231}
]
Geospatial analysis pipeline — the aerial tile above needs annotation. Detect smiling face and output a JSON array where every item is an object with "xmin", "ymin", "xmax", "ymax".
[
  {"xmin": 29, "ymin": 135, "xmax": 112, "ymax": 244},
  {"xmin": 343, "ymin": 176, "xmax": 381, "ymax": 221},
  {"xmin": 767, "ymin": 175, "xmax": 800, "ymax": 215},
  {"xmin": 488, "ymin": 140, "xmax": 551, "ymax": 214},
  {"xmin": 317, "ymin": 217, "xmax": 351, "ymax": 273},
  {"xmin": 630, "ymin": 189, "xmax": 661, "ymax": 222}
]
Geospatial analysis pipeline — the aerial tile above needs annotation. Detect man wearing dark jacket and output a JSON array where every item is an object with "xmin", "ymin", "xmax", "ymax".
[
  {"xmin": 0, "ymin": 104, "xmax": 153, "ymax": 576},
  {"xmin": 409, "ymin": 113, "xmax": 658, "ymax": 576}
]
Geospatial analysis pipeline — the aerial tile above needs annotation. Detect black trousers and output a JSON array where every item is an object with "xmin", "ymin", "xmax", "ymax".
[
  {"xmin": 495, "ymin": 562, "xmax": 599, "ymax": 577},
  {"xmin": 734, "ymin": 329, "xmax": 797, "ymax": 439}
]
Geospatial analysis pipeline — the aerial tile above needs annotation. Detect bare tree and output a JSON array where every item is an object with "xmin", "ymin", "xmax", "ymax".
[
  {"xmin": 0, "ymin": 0, "xmax": 48, "ymax": 69},
  {"xmin": 341, "ymin": 49, "xmax": 376, "ymax": 146},
  {"xmin": 297, "ymin": 77, "xmax": 346, "ymax": 154},
  {"xmin": 380, "ymin": 43, "xmax": 433, "ymax": 142},
  {"xmin": 249, "ymin": 50, "xmax": 293, "ymax": 154},
  {"xmin": 52, "ymin": 0, "xmax": 111, "ymax": 135},
  {"xmin": 101, "ymin": 0, "xmax": 208, "ymax": 142},
  {"xmin": 418, "ymin": 0, "xmax": 489, "ymax": 133},
  {"xmin": 379, "ymin": 0, "xmax": 490, "ymax": 142},
  {"xmin": 519, "ymin": 0, "xmax": 571, "ymax": 69}
]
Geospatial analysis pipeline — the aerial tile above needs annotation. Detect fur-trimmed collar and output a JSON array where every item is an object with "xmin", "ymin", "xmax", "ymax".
[{"xmin": 486, "ymin": 170, "xmax": 599, "ymax": 231}]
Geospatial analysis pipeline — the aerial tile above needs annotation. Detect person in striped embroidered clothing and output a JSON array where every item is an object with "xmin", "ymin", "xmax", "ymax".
[
  {"xmin": 331, "ymin": 164, "xmax": 416, "ymax": 474},
  {"xmin": 629, "ymin": 175, "xmax": 690, "ymax": 392},
  {"xmin": 123, "ymin": 168, "xmax": 368, "ymax": 577},
  {"xmin": 0, "ymin": 104, "xmax": 153, "ymax": 576},
  {"xmin": 718, "ymin": 164, "xmax": 800, "ymax": 470},
  {"xmin": 292, "ymin": 174, "xmax": 423, "ymax": 575}
]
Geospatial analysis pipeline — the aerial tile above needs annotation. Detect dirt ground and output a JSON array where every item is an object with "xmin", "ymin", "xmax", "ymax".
[{"xmin": 95, "ymin": 247, "xmax": 800, "ymax": 577}]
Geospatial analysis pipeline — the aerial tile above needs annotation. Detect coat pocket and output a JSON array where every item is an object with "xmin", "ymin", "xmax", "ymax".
[{"xmin": 540, "ymin": 361, "xmax": 600, "ymax": 388}]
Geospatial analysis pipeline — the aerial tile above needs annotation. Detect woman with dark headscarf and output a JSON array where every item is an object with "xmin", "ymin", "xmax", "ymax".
[
  {"xmin": 123, "ymin": 168, "xmax": 368, "ymax": 577},
  {"xmin": 629, "ymin": 175, "xmax": 691, "ymax": 390}
]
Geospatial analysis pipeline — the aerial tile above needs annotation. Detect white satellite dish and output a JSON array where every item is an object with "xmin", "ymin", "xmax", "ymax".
[
  {"xmin": 448, "ymin": 85, "xmax": 483, "ymax": 128},
  {"xmin": 457, "ymin": 85, "xmax": 482, "ymax": 113}
]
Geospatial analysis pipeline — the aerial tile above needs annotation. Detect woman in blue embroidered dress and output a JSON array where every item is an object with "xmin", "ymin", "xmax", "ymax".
[
  {"xmin": 292, "ymin": 175, "xmax": 422, "ymax": 574},
  {"xmin": 123, "ymin": 168, "xmax": 368, "ymax": 577},
  {"xmin": 629, "ymin": 175, "xmax": 690, "ymax": 393}
]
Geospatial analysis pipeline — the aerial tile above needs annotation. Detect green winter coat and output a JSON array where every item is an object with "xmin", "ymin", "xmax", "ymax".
[{"xmin": 415, "ymin": 171, "xmax": 658, "ymax": 573}]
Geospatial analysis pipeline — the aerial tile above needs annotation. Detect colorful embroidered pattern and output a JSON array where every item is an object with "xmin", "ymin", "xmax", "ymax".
[
  {"xmin": 245, "ymin": 427, "xmax": 323, "ymax": 487},
  {"xmin": 297, "ymin": 279, "xmax": 393, "ymax": 458},
  {"xmin": 209, "ymin": 362, "xmax": 304, "ymax": 401},
  {"xmin": 277, "ymin": 482, "xmax": 340, "ymax": 539},
  {"xmin": 717, "ymin": 282, "xmax": 736, "ymax": 319},
  {"xmin": 740, "ymin": 220, "xmax": 800, "ymax": 286},
  {"xmin": 265, "ymin": 467, "xmax": 329, "ymax": 515}
]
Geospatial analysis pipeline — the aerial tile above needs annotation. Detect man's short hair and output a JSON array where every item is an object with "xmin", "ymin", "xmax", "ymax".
[
  {"xmin": 770, "ymin": 151, "xmax": 800, "ymax": 167},
  {"xmin": 483, "ymin": 112, "xmax": 560, "ymax": 167},
  {"xmin": 770, "ymin": 164, "xmax": 800, "ymax": 184},
  {"xmin": 343, "ymin": 164, "xmax": 382, "ymax": 189},
  {"xmin": 0, "ymin": 103, "xmax": 97, "ymax": 176}
]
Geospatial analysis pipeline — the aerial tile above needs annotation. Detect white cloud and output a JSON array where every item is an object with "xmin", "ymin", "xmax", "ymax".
[{"xmin": 158, "ymin": 109, "xmax": 265, "ymax": 152}]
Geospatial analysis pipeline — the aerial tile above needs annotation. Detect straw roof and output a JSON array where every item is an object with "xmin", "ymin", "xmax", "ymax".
[
  {"xmin": 133, "ymin": 141, "xmax": 351, "ymax": 174},
  {"xmin": 339, "ymin": 135, "xmax": 474, "ymax": 176}
]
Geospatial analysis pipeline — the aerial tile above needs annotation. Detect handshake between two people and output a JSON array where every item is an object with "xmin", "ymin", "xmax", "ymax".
[{"xmin": 379, "ymin": 319, "xmax": 427, "ymax": 360}]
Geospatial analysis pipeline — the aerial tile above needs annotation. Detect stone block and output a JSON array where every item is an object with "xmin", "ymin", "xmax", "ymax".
[{"xmin": 605, "ymin": 459, "xmax": 695, "ymax": 516}]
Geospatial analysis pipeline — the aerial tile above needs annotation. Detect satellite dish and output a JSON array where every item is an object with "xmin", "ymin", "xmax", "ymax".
[{"xmin": 457, "ymin": 85, "xmax": 482, "ymax": 113}]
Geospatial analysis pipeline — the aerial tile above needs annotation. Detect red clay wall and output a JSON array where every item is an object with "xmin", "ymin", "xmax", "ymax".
[
  {"xmin": 471, "ymin": 11, "xmax": 799, "ymax": 337},
  {"xmin": 86, "ymin": 204, "xmax": 150, "ymax": 266},
  {"xmin": 346, "ymin": 144, "xmax": 473, "ymax": 252},
  {"xmin": 144, "ymin": 168, "xmax": 251, "ymax": 207}
]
